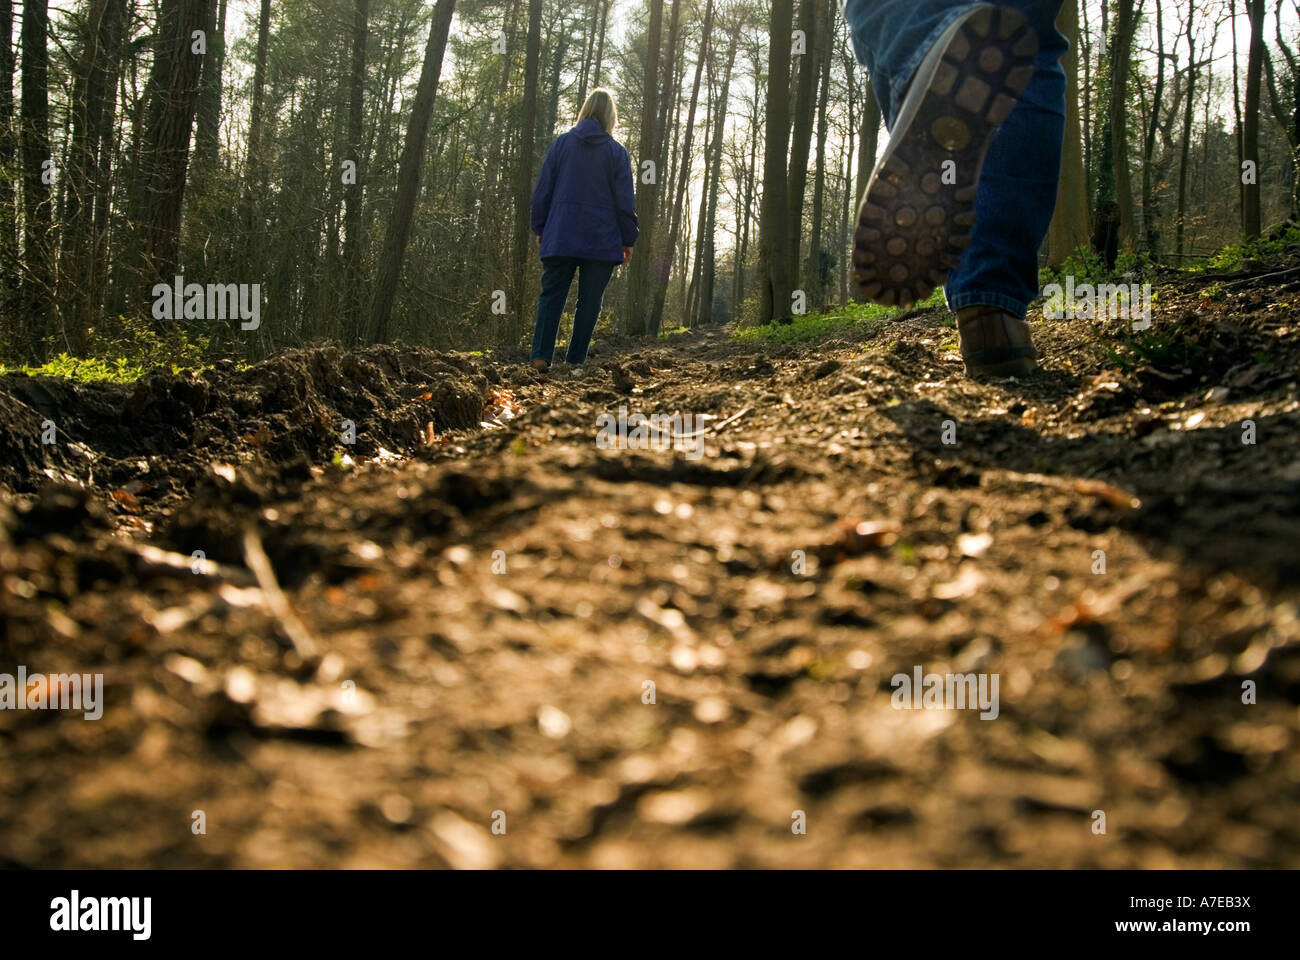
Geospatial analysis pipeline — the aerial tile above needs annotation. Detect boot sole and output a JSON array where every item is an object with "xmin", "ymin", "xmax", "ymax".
[
  {"xmin": 852, "ymin": 5, "xmax": 1039, "ymax": 309},
  {"xmin": 963, "ymin": 350, "xmax": 1037, "ymax": 378}
]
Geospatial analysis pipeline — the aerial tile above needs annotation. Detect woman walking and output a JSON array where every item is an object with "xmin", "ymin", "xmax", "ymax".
[{"xmin": 528, "ymin": 89, "xmax": 638, "ymax": 370}]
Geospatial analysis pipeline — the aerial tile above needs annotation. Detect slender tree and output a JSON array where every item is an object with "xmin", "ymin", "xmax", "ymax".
[
  {"xmin": 133, "ymin": 0, "xmax": 213, "ymax": 305},
  {"xmin": 1263, "ymin": 0, "xmax": 1300, "ymax": 219},
  {"xmin": 838, "ymin": 34, "xmax": 857, "ymax": 306},
  {"xmin": 194, "ymin": 0, "xmax": 227, "ymax": 168},
  {"xmin": 1140, "ymin": 0, "xmax": 1165, "ymax": 256},
  {"xmin": 786, "ymin": 0, "xmax": 822, "ymax": 285},
  {"xmin": 650, "ymin": 0, "xmax": 711, "ymax": 334},
  {"xmin": 759, "ymin": 0, "xmax": 796, "ymax": 323},
  {"xmin": 246, "ymin": 0, "xmax": 272, "ymax": 187},
  {"xmin": 625, "ymin": 0, "xmax": 664, "ymax": 335},
  {"xmin": 804, "ymin": 0, "xmax": 834, "ymax": 309},
  {"xmin": 699, "ymin": 26, "xmax": 738, "ymax": 325},
  {"xmin": 369, "ymin": 0, "xmax": 457, "ymax": 343},
  {"xmin": 1110, "ymin": 0, "xmax": 1139, "ymax": 252},
  {"xmin": 1243, "ymin": 0, "xmax": 1266, "ymax": 237},
  {"xmin": 2, "ymin": 0, "xmax": 20, "ymax": 322},
  {"xmin": 1175, "ymin": 4, "xmax": 1197, "ymax": 257},
  {"xmin": 591, "ymin": 0, "xmax": 610, "ymax": 88},
  {"xmin": 343, "ymin": 0, "xmax": 369, "ymax": 345},
  {"xmin": 1049, "ymin": 0, "xmax": 1091, "ymax": 265},
  {"xmin": 20, "ymin": 0, "xmax": 52, "ymax": 352},
  {"xmin": 62, "ymin": 0, "xmax": 128, "ymax": 344}
]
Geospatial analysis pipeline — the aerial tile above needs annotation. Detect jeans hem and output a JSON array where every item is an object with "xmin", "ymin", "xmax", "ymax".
[{"xmin": 944, "ymin": 290, "xmax": 1029, "ymax": 318}]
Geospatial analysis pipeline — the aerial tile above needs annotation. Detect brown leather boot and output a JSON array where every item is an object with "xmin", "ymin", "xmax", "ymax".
[{"xmin": 955, "ymin": 305, "xmax": 1038, "ymax": 377}]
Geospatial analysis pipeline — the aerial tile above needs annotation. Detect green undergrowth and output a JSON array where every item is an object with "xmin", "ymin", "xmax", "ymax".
[{"xmin": 734, "ymin": 289, "xmax": 945, "ymax": 344}]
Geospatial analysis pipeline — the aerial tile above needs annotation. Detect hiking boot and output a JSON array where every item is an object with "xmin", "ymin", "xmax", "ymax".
[
  {"xmin": 852, "ymin": 5, "xmax": 1039, "ymax": 308},
  {"xmin": 529, "ymin": 358, "xmax": 550, "ymax": 371},
  {"xmin": 956, "ymin": 305, "xmax": 1037, "ymax": 377}
]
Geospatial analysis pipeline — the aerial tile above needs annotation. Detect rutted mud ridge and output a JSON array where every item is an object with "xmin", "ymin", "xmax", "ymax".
[
  {"xmin": 0, "ymin": 343, "xmax": 489, "ymax": 500},
  {"xmin": 2, "ymin": 270, "xmax": 1300, "ymax": 868}
]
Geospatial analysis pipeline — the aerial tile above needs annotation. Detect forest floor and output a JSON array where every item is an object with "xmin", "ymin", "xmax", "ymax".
[{"xmin": 2, "ymin": 264, "xmax": 1299, "ymax": 868}]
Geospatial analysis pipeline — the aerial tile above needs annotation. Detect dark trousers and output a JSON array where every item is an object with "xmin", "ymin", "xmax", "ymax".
[{"xmin": 530, "ymin": 256, "xmax": 617, "ymax": 364}]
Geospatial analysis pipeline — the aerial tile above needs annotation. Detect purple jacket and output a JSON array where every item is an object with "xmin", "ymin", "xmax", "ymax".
[{"xmin": 531, "ymin": 117, "xmax": 638, "ymax": 262}]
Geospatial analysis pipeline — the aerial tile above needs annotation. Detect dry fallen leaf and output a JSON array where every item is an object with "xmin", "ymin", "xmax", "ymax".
[
  {"xmin": 1042, "ymin": 600, "xmax": 1101, "ymax": 635},
  {"xmin": 827, "ymin": 519, "xmax": 901, "ymax": 558},
  {"xmin": 110, "ymin": 489, "xmax": 141, "ymax": 513}
]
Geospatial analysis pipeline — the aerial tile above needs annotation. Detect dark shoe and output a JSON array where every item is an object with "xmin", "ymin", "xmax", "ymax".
[
  {"xmin": 529, "ymin": 358, "xmax": 550, "ymax": 371},
  {"xmin": 852, "ymin": 5, "xmax": 1038, "ymax": 308},
  {"xmin": 956, "ymin": 305, "xmax": 1037, "ymax": 377}
]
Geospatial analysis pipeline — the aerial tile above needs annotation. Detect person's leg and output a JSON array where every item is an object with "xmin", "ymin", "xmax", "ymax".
[
  {"xmin": 565, "ymin": 259, "xmax": 616, "ymax": 364},
  {"xmin": 843, "ymin": 0, "xmax": 980, "ymax": 128},
  {"xmin": 531, "ymin": 257, "xmax": 578, "ymax": 366},
  {"xmin": 843, "ymin": 0, "xmax": 1065, "ymax": 375},
  {"xmin": 943, "ymin": 3, "xmax": 1067, "ymax": 317}
]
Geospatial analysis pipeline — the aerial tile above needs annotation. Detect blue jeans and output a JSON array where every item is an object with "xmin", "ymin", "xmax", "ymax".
[
  {"xmin": 842, "ymin": 0, "xmax": 1067, "ymax": 317},
  {"xmin": 531, "ymin": 257, "xmax": 617, "ymax": 364}
]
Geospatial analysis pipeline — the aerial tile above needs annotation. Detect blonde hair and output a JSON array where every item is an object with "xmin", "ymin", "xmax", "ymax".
[{"xmin": 577, "ymin": 88, "xmax": 618, "ymax": 133}]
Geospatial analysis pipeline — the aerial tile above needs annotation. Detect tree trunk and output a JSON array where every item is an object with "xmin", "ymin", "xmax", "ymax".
[
  {"xmin": 733, "ymin": 60, "xmax": 761, "ymax": 317},
  {"xmin": 661, "ymin": 51, "xmax": 686, "ymax": 239},
  {"xmin": 1109, "ymin": 0, "xmax": 1138, "ymax": 253},
  {"xmin": 246, "ymin": 0, "xmax": 271, "ymax": 185},
  {"xmin": 542, "ymin": 9, "xmax": 568, "ymax": 141},
  {"xmin": 1139, "ymin": 0, "xmax": 1164, "ymax": 256},
  {"xmin": 785, "ymin": 0, "xmax": 822, "ymax": 287},
  {"xmin": 479, "ymin": 0, "xmax": 519, "ymax": 291},
  {"xmin": 368, "ymin": 0, "xmax": 457, "ymax": 343},
  {"xmin": 591, "ymin": 0, "xmax": 610, "ymax": 88},
  {"xmin": 1232, "ymin": 1, "xmax": 1244, "ymax": 223},
  {"xmin": 20, "ymin": 0, "xmax": 52, "ymax": 353},
  {"xmin": 1080, "ymin": 0, "xmax": 1092, "ymax": 210},
  {"xmin": 1264, "ymin": 0, "xmax": 1300, "ymax": 219},
  {"xmin": 61, "ymin": 0, "xmax": 127, "ymax": 347},
  {"xmin": 804, "ymin": 0, "xmax": 833, "ymax": 310},
  {"xmin": 507, "ymin": 0, "xmax": 542, "ymax": 343},
  {"xmin": 1175, "ymin": 8, "xmax": 1197, "ymax": 257},
  {"xmin": 760, "ymin": 0, "xmax": 795, "ymax": 323},
  {"xmin": 839, "ymin": 46, "xmax": 856, "ymax": 306},
  {"xmin": 696, "ymin": 28, "xmax": 738, "ymax": 325},
  {"xmin": 653, "ymin": 0, "xmax": 682, "ymax": 215},
  {"xmin": 575, "ymin": 0, "xmax": 597, "ymax": 113},
  {"xmin": 134, "ymin": 0, "xmax": 212, "ymax": 305},
  {"xmin": 698, "ymin": 29, "xmax": 737, "ymax": 325},
  {"xmin": 1048, "ymin": 0, "xmax": 1091, "ymax": 266},
  {"xmin": 686, "ymin": 45, "xmax": 714, "ymax": 324},
  {"xmin": 625, "ymin": 0, "xmax": 664, "ymax": 335},
  {"xmin": 0, "ymin": 0, "xmax": 16, "ymax": 326},
  {"xmin": 1243, "ymin": 0, "xmax": 1265, "ymax": 238},
  {"xmin": 343, "ymin": 0, "xmax": 369, "ymax": 345},
  {"xmin": 194, "ymin": 0, "xmax": 225, "ymax": 167}
]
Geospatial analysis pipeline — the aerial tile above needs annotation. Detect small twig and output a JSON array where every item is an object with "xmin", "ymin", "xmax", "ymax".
[
  {"xmin": 125, "ymin": 542, "xmax": 257, "ymax": 586},
  {"xmin": 242, "ymin": 526, "xmax": 317, "ymax": 660},
  {"xmin": 1224, "ymin": 265, "xmax": 1300, "ymax": 287},
  {"xmin": 673, "ymin": 407, "xmax": 753, "ymax": 441}
]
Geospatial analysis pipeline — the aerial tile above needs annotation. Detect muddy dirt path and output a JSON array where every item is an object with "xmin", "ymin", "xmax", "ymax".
[{"xmin": 2, "ymin": 272, "xmax": 1298, "ymax": 868}]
